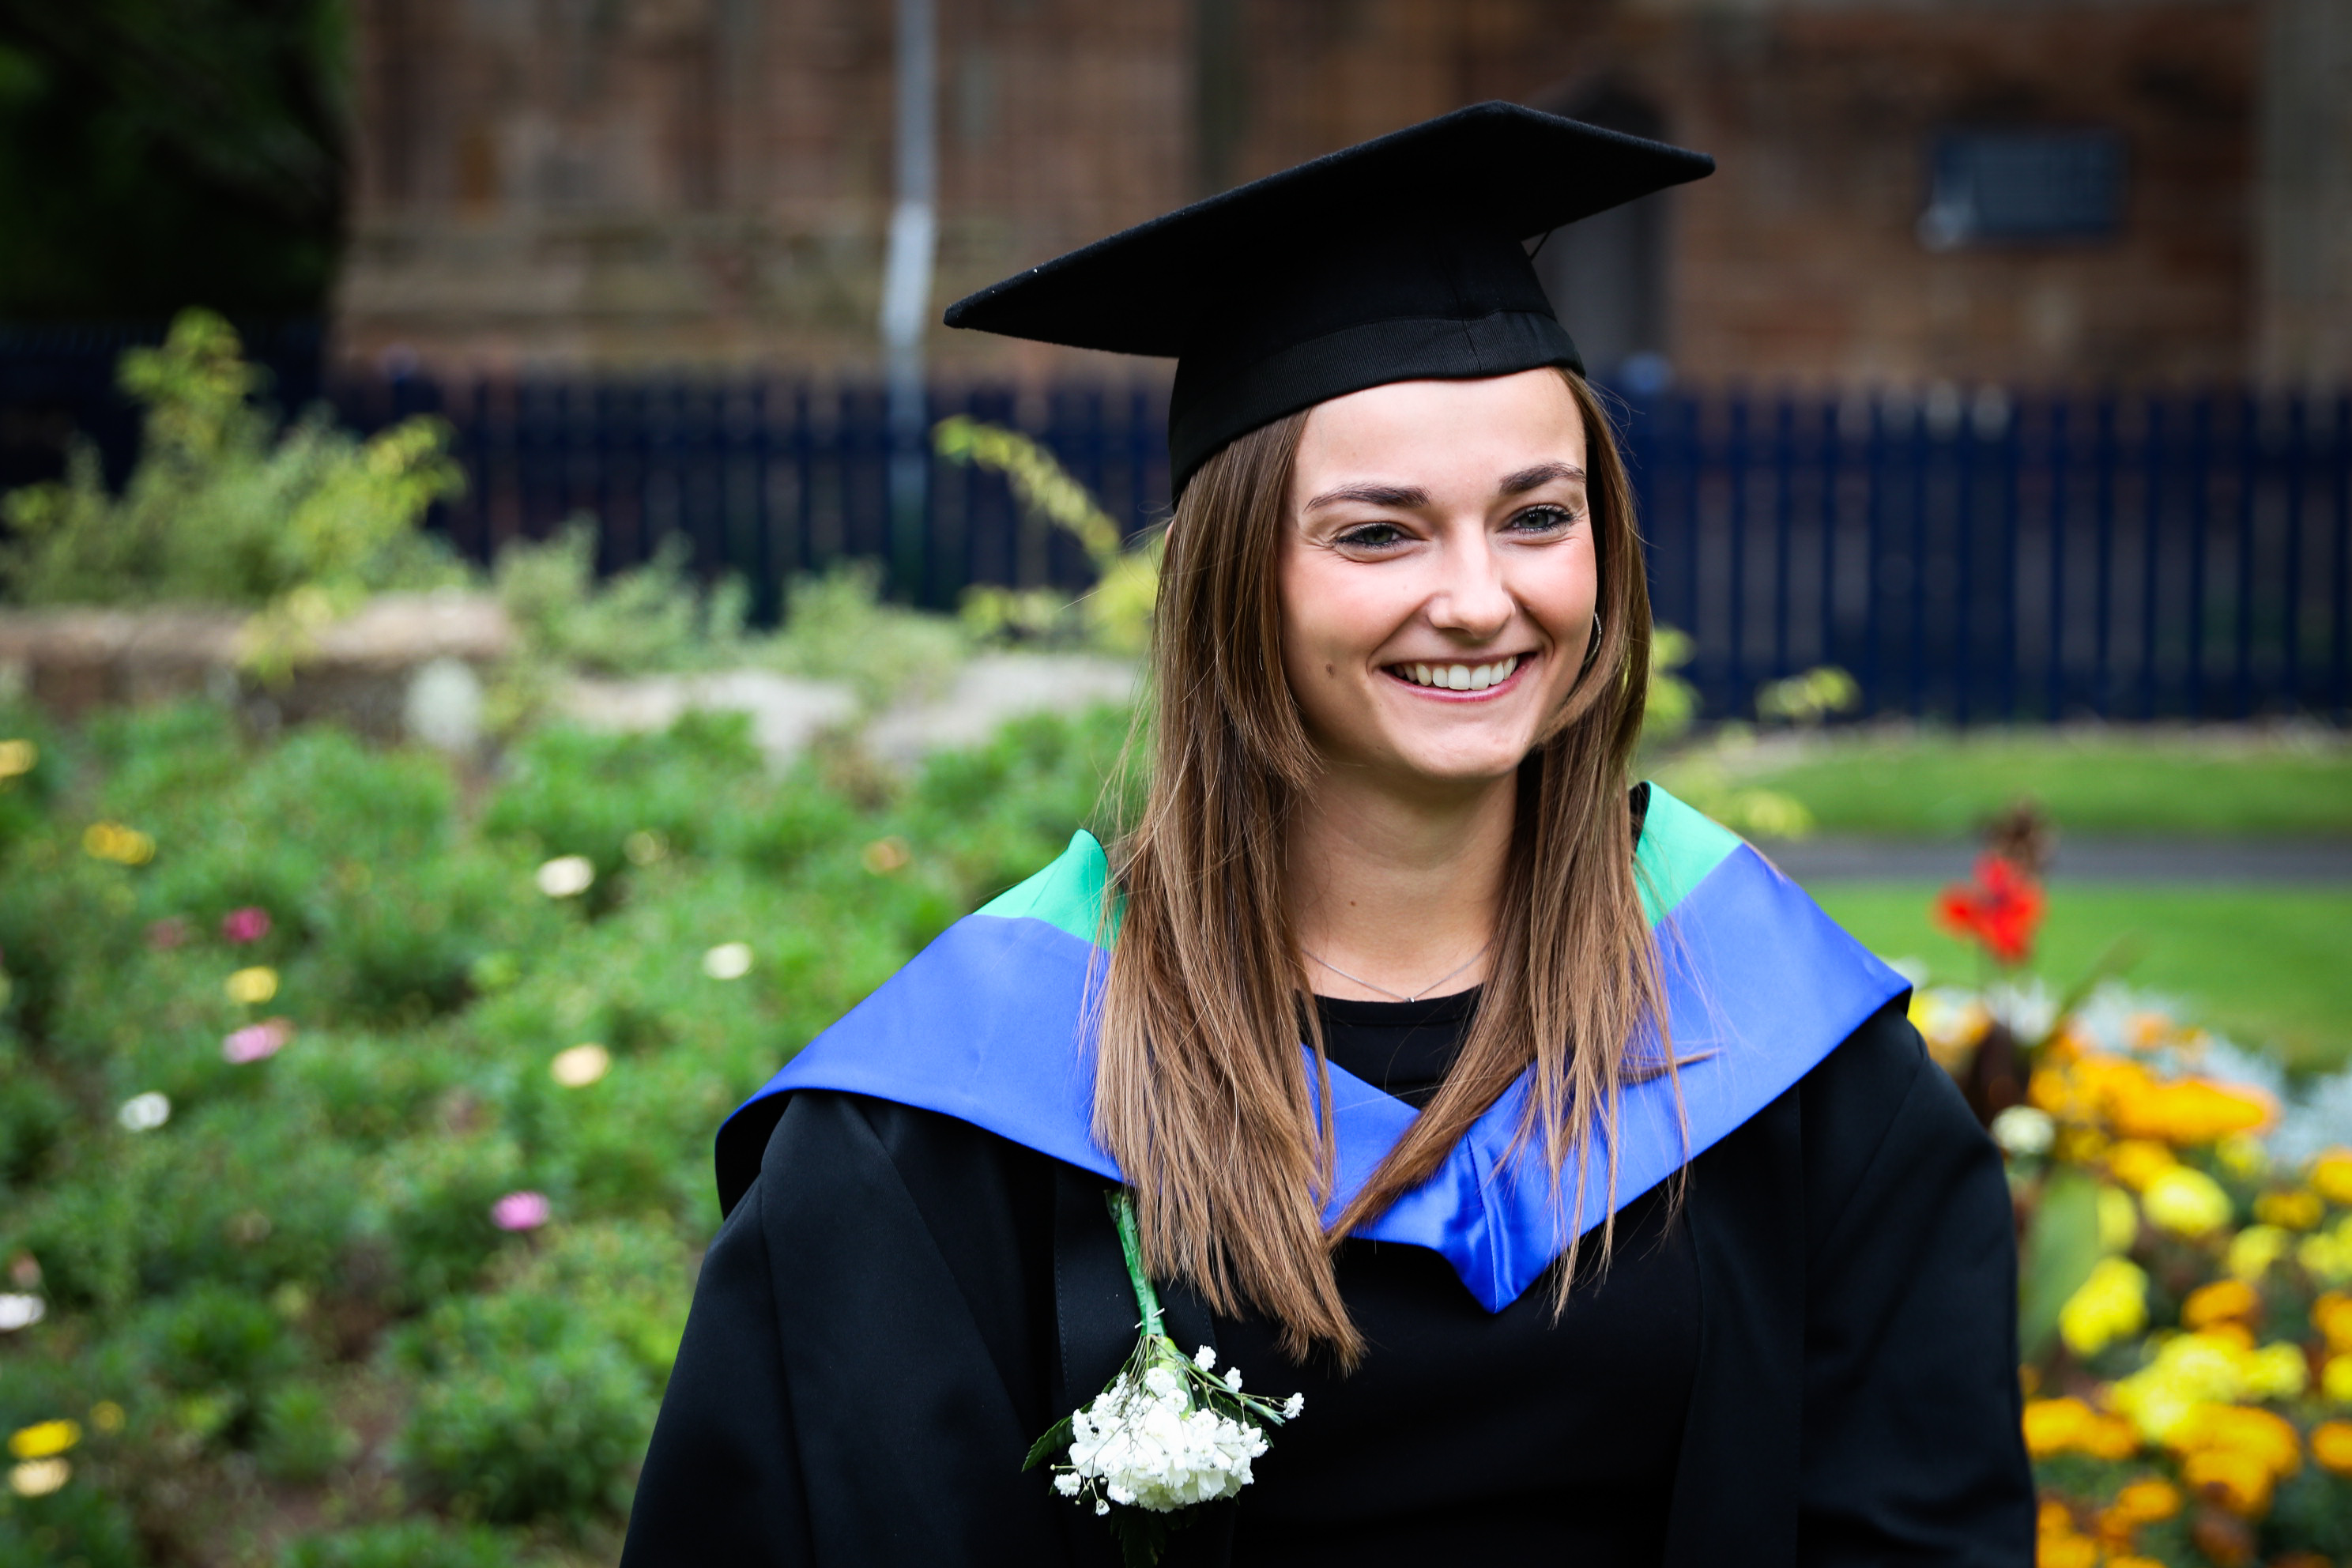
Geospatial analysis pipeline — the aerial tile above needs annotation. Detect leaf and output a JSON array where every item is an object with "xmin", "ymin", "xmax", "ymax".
[
  {"xmin": 2018, "ymin": 1167, "xmax": 2106, "ymax": 1363},
  {"xmin": 1023, "ymin": 1413, "xmax": 1075, "ymax": 1471}
]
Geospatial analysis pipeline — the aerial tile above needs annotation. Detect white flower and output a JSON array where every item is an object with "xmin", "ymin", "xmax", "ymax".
[
  {"xmin": 0, "ymin": 1295, "xmax": 43, "ymax": 1332},
  {"xmin": 117, "ymin": 1092, "xmax": 170, "ymax": 1133},
  {"xmin": 1061, "ymin": 1352, "xmax": 1275, "ymax": 1514},
  {"xmin": 535, "ymin": 855, "xmax": 596, "ymax": 898},
  {"xmin": 1281, "ymin": 1393, "xmax": 1305, "ymax": 1419},
  {"xmin": 703, "ymin": 942, "xmax": 753, "ymax": 980},
  {"xmin": 1194, "ymin": 1346, "xmax": 1216, "ymax": 1370},
  {"xmin": 1222, "ymin": 1367, "xmax": 1242, "ymax": 1391},
  {"xmin": 1989, "ymin": 1105, "xmax": 2056, "ymax": 1157}
]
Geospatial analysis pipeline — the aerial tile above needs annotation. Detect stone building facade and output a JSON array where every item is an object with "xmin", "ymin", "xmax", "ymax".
[{"xmin": 337, "ymin": 0, "xmax": 2350, "ymax": 387}]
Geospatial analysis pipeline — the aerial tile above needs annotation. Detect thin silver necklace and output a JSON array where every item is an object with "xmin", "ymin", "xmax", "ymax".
[{"xmin": 1302, "ymin": 940, "xmax": 1493, "ymax": 1004}]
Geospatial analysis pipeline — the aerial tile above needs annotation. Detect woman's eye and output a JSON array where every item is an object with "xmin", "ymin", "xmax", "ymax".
[
  {"xmin": 1335, "ymin": 522, "xmax": 1408, "ymax": 549},
  {"xmin": 1506, "ymin": 503, "xmax": 1581, "ymax": 534}
]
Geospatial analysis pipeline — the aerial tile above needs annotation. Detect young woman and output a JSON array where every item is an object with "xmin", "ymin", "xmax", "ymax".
[{"xmin": 622, "ymin": 104, "xmax": 2034, "ymax": 1566}]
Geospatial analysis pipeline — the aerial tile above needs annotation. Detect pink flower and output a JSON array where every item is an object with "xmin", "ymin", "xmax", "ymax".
[
  {"xmin": 222, "ymin": 1018, "xmax": 294, "ymax": 1065},
  {"xmin": 490, "ymin": 1191, "xmax": 551, "ymax": 1232},
  {"xmin": 147, "ymin": 918, "xmax": 190, "ymax": 952},
  {"xmin": 220, "ymin": 907, "xmax": 272, "ymax": 944}
]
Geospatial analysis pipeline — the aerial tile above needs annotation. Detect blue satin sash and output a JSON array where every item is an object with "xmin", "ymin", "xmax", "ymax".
[{"xmin": 719, "ymin": 786, "xmax": 1906, "ymax": 1313}]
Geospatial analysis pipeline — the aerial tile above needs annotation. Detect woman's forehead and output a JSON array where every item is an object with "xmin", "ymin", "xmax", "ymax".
[{"xmin": 1292, "ymin": 372, "xmax": 1588, "ymax": 499}]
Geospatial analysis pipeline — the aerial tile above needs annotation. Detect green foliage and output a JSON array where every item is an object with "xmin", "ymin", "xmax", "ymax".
[
  {"xmin": 934, "ymin": 416, "xmax": 1160, "ymax": 654},
  {"xmin": 0, "ymin": 312, "xmax": 466, "ymax": 625},
  {"xmin": 0, "ymin": 691, "xmax": 1135, "ymax": 1557},
  {"xmin": 492, "ymin": 522, "xmax": 751, "ymax": 680},
  {"xmin": 256, "ymin": 1379, "xmax": 359, "ymax": 1484},
  {"xmin": 278, "ymin": 1521, "xmax": 515, "ymax": 1568},
  {"xmin": 763, "ymin": 560, "xmax": 972, "ymax": 707}
]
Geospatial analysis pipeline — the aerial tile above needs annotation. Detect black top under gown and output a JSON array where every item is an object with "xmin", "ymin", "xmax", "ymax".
[
  {"xmin": 1219, "ymin": 988, "xmax": 1695, "ymax": 1563},
  {"xmin": 619, "ymin": 979, "xmax": 2034, "ymax": 1567}
]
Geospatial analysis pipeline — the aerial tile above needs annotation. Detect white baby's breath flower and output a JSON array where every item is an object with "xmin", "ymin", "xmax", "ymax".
[{"xmin": 1281, "ymin": 1393, "xmax": 1305, "ymax": 1419}]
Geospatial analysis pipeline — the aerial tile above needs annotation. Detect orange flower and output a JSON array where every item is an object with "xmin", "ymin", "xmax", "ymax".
[
  {"xmin": 2314, "ymin": 1291, "xmax": 2352, "ymax": 1351},
  {"xmin": 2172, "ymin": 1404, "xmax": 2301, "ymax": 1502},
  {"xmin": 2106, "ymin": 1139, "xmax": 2178, "ymax": 1192},
  {"xmin": 2182, "ymin": 1280, "xmax": 2263, "ymax": 1331},
  {"xmin": 2181, "ymin": 1446, "xmax": 2278, "ymax": 1517},
  {"xmin": 2109, "ymin": 1478, "xmax": 2182, "ymax": 1525},
  {"xmin": 2311, "ymin": 1419, "xmax": 2352, "ymax": 1476},
  {"xmin": 2108, "ymin": 1079, "xmax": 2275, "ymax": 1144},
  {"xmin": 2022, "ymin": 1398, "xmax": 2097, "ymax": 1460}
]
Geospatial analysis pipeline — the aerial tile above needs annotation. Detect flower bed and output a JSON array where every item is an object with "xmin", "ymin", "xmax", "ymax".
[
  {"xmin": 0, "ymin": 695, "xmax": 1132, "ymax": 1564},
  {"xmin": 1917, "ymin": 850, "xmax": 2352, "ymax": 1566}
]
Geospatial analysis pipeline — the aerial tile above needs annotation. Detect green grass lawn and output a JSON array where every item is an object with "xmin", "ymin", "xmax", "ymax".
[
  {"xmin": 1678, "ymin": 727, "xmax": 2352, "ymax": 838},
  {"xmin": 1810, "ymin": 881, "xmax": 2352, "ymax": 1072}
]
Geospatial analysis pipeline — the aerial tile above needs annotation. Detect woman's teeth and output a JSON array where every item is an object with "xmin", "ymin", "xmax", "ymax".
[{"xmin": 1396, "ymin": 655, "xmax": 1520, "ymax": 692}]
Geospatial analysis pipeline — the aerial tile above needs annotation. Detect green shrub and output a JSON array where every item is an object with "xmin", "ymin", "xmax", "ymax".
[
  {"xmin": 256, "ymin": 1379, "xmax": 360, "ymax": 1484},
  {"xmin": 0, "ymin": 311, "xmax": 464, "ymax": 612},
  {"xmin": 0, "ymin": 1478, "xmax": 144, "ymax": 1568},
  {"xmin": 397, "ymin": 1329, "xmax": 650, "ymax": 1525},
  {"xmin": 279, "ymin": 1520, "xmax": 514, "ymax": 1568},
  {"xmin": 494, "ymin": 522, "xmax": 751, "ymax": 678}
]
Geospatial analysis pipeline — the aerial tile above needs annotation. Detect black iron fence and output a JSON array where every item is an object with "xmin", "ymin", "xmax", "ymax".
[
  {"xmin": 6, "ymin": 335, "xmax": 2348, "ymax": 725},
  {"xmin": 1624, "ymin": 387, "xmax": 2351, "ymax": 724}
]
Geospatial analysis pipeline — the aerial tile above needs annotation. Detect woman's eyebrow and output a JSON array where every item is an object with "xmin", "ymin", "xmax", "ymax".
[
  {"xmin": 1498, "ymin": 462, "xmax": 1587, "ymax": 496},
  {"xmin": 1302, "ymin": 481, "xmax": 1430, "ymax": 512}
]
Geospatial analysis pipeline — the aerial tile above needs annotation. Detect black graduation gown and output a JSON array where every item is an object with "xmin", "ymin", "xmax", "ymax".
[{"xmin": 619, "ymin": 995, "xmax": 2035, "ymax": 1566}]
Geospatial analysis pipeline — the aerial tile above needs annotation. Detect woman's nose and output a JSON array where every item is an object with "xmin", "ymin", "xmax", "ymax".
[{"xmin": 1424, "ymin": 534, "xmax": 1515, "ymax": 639}]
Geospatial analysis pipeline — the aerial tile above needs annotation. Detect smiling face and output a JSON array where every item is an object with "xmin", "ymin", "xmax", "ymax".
[{"xmin": 1278, "ymin": 368, "xmax": 1598, "ymax": 795}]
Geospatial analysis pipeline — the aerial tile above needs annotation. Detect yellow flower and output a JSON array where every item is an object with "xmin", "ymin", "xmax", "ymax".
[
  {"xmin": 2022, "ymin": 1398, "xmax": 2091, "ymax": 1458},
  {"xmin": 2141, "ymin": 1166, "xmax": 2233, "ymax": 1237},
  {"xmin": 2255, "ymin": 1189, "xmax": 2325, "ymax": 1230},
  {"xmin": 80, "ymin": 821, "xmax": 155, "ymax": 866},
  {"xmin": 88, "ymin": 1402, "xmax": 122, "ymax": 1434},
  {"xmin": 2112, "ymin": 1334, "xmax": 2262, "ymax": 1442},
  {"xmin": 2058, "ymin": 1257, "xmax": 2149, "ymax": 1358},
  {"xmin": 2244, "ymin": 1342, "xmax": 2309, "ymax": 1400},
  {"xmin": 2227, "ymin": 1224, "xmax": 2291, "ymax": 1280},
  {"xmin": 6, "ymin": 1420, "xmax": 78, "ymax": 1461},
  {"xmin": 2097, "ymin": 1187, "xmax": 2141, "ymax": 1252},
  {"xmin": 0, "ymin": 739, "xmax": 35, "ymax": 779},
  {"xmin": 2108, "ymin": 1139, "xmax": 2178, "ymax": 1191},
  {"xmin": 224, "ymin": 967, "xmax": 279, "ymax": 1006},
  {"xmin": 2312, "ymin": 1149, "xmax": 2352, "ymax": 1205},
  {"xmin": 2176, "ymin": 1402, "xmax": 2302, "ymax": 1472},
  {"xmin": 2182, "ymin": 1279, "xmax": 2262, "ymax": 1330},
  {"xmin": 2216, "ymin": 1134, "xmax": 2269, "ymax": 1178},
  {"xmin": 2301, "ymin": 1219, "xmax": 2352, "ymax": 1283},
  {"xmin": 2312, "ymin": 1419, "xmax": 2352, "ymax": 1476},
  {"xmin": 2324, "ymin": 1355, "xmax": 2352, "ymax": 1404}
]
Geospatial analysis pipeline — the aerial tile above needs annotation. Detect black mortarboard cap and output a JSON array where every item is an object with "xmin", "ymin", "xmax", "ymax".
[{"xmin": 944, "ymin": 101, "xmax": 1714, "ymax": 495}]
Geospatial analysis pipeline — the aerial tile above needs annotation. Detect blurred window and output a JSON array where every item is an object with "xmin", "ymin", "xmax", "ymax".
[{"xmin": 1918, "ymin": 130, "xmax": 2128, "ymax": 250}]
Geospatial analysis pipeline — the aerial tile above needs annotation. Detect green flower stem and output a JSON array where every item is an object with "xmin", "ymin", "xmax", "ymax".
[{"xmin": 1107, "ymin": 1190, "xmax": 1165, "ymax": 1340}]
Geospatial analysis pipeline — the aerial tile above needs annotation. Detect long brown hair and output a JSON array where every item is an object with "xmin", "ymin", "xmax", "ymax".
[{"xmin": 1095, "ymin": 368, "xmax": 1668, "ymax": 1365}]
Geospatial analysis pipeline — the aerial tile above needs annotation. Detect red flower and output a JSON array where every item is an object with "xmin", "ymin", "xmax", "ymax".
[{"xmin": 1934, "ymin": 854, "xmax": 2045, "ymax": 966}]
